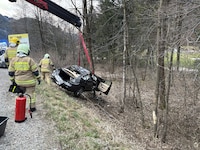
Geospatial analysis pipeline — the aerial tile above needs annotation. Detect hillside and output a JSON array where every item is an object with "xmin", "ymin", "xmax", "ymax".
[
  {"xmin": 0, "ymin": 14, "xmax": 79, "ymax": 67},
  {"xmin": 35, "ymin": 67, "xmax": 200, "ymax": 149},
  {"xmin": 0, "ymin": 14, "xmax": 12, "ymax": 40}
]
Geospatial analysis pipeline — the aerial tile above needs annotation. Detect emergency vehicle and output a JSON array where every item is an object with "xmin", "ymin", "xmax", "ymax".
[{"xmin": 0, "ymin": 42, "xmax": 8, "ymax": 68}]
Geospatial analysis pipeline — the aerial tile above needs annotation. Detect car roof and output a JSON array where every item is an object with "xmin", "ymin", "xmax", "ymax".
[{"xmin": 67, "ymin": 65, "xmax": 91, "ymax": 76}]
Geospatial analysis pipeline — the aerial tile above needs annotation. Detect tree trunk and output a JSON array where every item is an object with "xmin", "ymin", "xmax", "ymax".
[
  {"xmin": 34, "ymin": 8, "xmax": 45, "ymax": 52},
  {"xmin": 83, "ymin": 0, "xmax": 94, "ymax": 72},
  {"xmin": 163, "ymin": 45, "xmax": 173, "ymax": 143},
  {"xmin": 154, "ymin": 0, "xmax": 170, "ymax": 138},
  {"xmin": 119, "ymin": 0, "xmax": 128, "ymax": 113},
  {"xmin": 176, "ymin": 1, "xmax": 183, "ymax": 71}
]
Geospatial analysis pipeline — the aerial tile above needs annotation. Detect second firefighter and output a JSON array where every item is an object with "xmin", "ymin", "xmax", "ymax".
[{"xmin": 39, "ymin": 53, "xmax": 55, "ymax": 85}]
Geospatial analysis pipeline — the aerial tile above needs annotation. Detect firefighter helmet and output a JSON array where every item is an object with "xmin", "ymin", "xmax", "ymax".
[
  {"xmin": 10, "ymin": 37, "xmax": 20, "ymax": 44},
  {"xmin": 17, "ymin": 44, "xmax": 30, "ymax": 55},
  {"xmin": 44, "ymin": 53, "xmax": 50, "ymax": 58}
]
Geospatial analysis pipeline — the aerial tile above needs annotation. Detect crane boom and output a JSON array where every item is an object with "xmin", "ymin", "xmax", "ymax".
[{"xmin": 9, "ymin": 0, "xmax": 81, "ymax": 28}]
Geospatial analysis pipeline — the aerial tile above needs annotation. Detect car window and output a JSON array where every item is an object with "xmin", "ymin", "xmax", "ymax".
[
  {"xmin": 91, "ymin": 75, "xmax": 97, "ymax": 81},
  {"xmin": 63, "ymin": 68, "xmax": 80, "ymax": 78},
  {"xmin": 82, "ymin": 75, "xmax": 90, "ymax": 80}
]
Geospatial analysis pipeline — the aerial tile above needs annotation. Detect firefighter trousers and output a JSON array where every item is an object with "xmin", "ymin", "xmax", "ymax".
[
  {"xmin": 25, "ymin": 86, "xmax": 36, "ymax": 109},
  {"xmin": 41, "ymin": 72, "xmax": 51, "ymax": 85}
]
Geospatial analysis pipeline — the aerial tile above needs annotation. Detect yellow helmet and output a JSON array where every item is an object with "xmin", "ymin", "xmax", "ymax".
[
  {"xmin": 17, "ymin": 44, "xmax": 30, "ymax": 55},
  {"xmin": 10, "ymin": 37, "xmax": 20, "ymax": 44}
]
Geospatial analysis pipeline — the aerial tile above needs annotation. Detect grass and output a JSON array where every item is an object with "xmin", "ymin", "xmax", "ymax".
[
  {"xmin": 165, "ymin": 51, "xmax": 200, "ymax": 69},
  {"xmin": 36, "ymin": 82, "xmax": 133, "ymax": 150}
]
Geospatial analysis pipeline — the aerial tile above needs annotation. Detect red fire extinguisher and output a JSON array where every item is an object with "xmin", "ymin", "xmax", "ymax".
[{"xmin": 15, "ymin": 94, "xmax": 32, "ymax": 123}]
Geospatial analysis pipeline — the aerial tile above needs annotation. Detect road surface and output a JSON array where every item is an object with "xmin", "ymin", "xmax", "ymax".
[{"xmin": 0, "ymin": 68, "xmax": 59, "ymax": 150}]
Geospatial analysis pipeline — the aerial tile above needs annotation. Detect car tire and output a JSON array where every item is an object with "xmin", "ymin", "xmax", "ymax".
[{"xmin": 74, "ymin": 88, "xmax": 83, "ymax": 97}]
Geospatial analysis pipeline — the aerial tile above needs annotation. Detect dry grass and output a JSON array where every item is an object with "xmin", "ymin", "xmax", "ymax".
[
  {"xmin": 36, "ymin": 82, "xmax": 143, "ymax": 150},
  {"xmin": 36, "ymin": 65, "xmax": 200, "ymax": 150}
]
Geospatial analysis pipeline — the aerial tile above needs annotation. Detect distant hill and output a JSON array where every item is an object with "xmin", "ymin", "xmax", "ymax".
[
  {"xmin": 0, "ymin": 14, "xmax": 78, "ymax": 66},
  {"xmin": 0, "ymin": 14, "xmax": 67, "ymax": 52},
  {"xmin": 0, "ymin": 14, "xmax": 12, "ymax": 40}
]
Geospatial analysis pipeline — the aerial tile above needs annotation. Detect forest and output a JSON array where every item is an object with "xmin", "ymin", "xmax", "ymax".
[{"xmin": 3, "ymin": 0, "xmax": 200, "ymax": 149}]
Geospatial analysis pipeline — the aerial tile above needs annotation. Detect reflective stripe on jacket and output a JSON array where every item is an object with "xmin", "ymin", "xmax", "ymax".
[
  {"xmin": 39, "ymin": 58, "xmax": 53, "ymax": 72},
  {"xmin": 5, "ymin": 47, "xmax": 17, "ymax": 62},
  {"xmin": 8, "ymin": 56, "xmax": 40, "ymax": 87}
]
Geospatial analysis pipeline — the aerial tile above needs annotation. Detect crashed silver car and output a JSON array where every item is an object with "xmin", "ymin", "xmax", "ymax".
[{"xmin": 51, "ymin": 65, "xmax": 112, "ymax": 97}]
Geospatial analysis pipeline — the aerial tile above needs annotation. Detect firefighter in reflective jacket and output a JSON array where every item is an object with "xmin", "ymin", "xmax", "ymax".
[
  {"xmin": 8, "ymin": 44, "xmax": 41, "ymax": 112},
  {"xmin": 5, "ymin": 37, "xmax": 20, "ymax": 66},
  {"xmin": 39, "ymin": 53, "xmax": 55, "ymax": 85}
]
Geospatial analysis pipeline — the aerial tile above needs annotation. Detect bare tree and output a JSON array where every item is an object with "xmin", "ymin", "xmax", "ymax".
[
  {"xmin": 82, "ymin": 0, "xmax": 94, "ymax": 72},
  {"xmin": 119, "ymin": 0, "xmax": 128, "ymax": 113},
  {"xmin": 175, "ymin": 0, "xmax": 183, "ymax": 71},
  {"xmin": 154, "ymin": 0, "xmax": 170, "ymax": 139}
]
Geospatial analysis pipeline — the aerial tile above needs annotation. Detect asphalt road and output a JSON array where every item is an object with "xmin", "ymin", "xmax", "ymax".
[{"xmin": 0, "ymin": 68, "xmax": 59, "ymax": 150}]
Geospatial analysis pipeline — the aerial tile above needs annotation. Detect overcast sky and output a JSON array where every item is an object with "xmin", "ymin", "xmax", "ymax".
[
  {"xmin": 0, "ymin": 0, "xmax": 98, "ymax": 18},
  {"xmin": 0, "ymin": 1, "xmax": 18, "ymax": 17}
]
